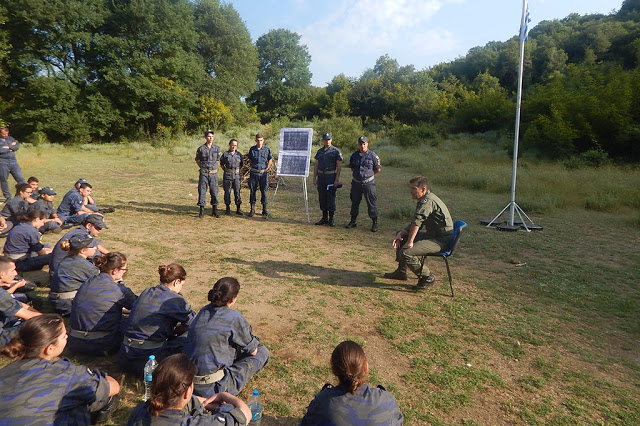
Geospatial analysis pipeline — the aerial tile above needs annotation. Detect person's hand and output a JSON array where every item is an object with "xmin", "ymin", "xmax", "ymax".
[
  {"xmin": 54, "ymin": 218, "xmax": 63, "ymax": 225},
  {"xmin": 203, "ymin": 393, "xmax": 225, "ymax": 411},
  {"xmin": 392, "ymin": 233, "xmax": 404, "ymax": 249},
  {"xmin": 12, "ymin": 279, "xmax": 26, "ymax": 290},
  {"xmin": 334, "ymin": 178, "xmax": 340, "ymax": 187},
  {"xmin": 313, "ymin": 176, "xmax": 318, "ymax": 186}
]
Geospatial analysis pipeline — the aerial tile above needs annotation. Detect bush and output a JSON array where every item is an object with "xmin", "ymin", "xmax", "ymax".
[
  {"xmin": 312, "ymin": 116, "xmax": 364, "ymax": 152},
  {"xmin": 563, "ymin": 148, "xmax": 609, "ymax": 170},
  {"xmin": 389, "ymin": 122, "xmax": 441, "ymax": 147}
]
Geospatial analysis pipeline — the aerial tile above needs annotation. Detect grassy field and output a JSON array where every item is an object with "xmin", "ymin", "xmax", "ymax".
[{"xmin": 5, "ymin": 132, "xmax": 640, "ymax": 425}]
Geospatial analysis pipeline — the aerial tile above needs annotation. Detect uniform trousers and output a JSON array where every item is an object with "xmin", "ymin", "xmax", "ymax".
[
  {"xmin": 396, "ymin": 231, "xmax": 451, "ymax": 276},
  {"xmin": 317, "ymin": 174, "xmax": 337, "ymax": 212},
  {"xmin": 350, "ymin": 181, "xmax": 377, "ymax": 219},
  {"xmin": 223, "ymin": 175, "xmax": 242, "ymax": 206},
  {"xmin": 248, "ymin": 172, "xmax": 268, "ymax": 206},
  {"xmin": 0, "ymin": 159, "xmax": 25, "ymax": 200},
  {"xmin": 198, "ymin": 171, "xmax": 219, "ymax": 207}
]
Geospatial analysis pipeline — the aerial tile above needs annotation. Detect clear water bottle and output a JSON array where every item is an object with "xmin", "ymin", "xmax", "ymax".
[
  {"xmin": 143, "ymin": 355, "xmax": 158, "ymax": 401},
  {"xmin": 248, "ymin": 389, "xmax": 262, "ymax": 426}
]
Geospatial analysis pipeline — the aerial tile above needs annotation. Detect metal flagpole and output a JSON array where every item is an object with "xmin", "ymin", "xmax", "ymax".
[{"xmin": 486, "ymin": 0, "xmax": 540, "ymax": 232}]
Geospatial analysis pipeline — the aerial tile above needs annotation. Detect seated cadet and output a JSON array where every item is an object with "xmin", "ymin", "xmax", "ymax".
[
  {"xmin": 183, "ymin": 277, "xmax": 269, "ymax": 397},
  {"xmin": 0, "ymin": 256, "xmax": 41, "ymax": 346},
  {"xmin": 300, "ymin": 341, "xmax": 404, "ymax": 425},
  {"xmin": 28, "ymin": 187, "xmax": 62, "ymax": 234},
  {"xmin": 68, "ymin": 252, "xmax": 137, "ymax": 356},
  {"xmin": 118, "ymin": 263, "xmax": 195, "ymax": 376},
  {"xmin": 26, "ymin": 176, "xmax": 40, "ymax": 203},
  {"xmin": 49, "ymin": 213, "xmax": 108, "ymax": 274},
  {"xmin": 0, "ymin": 314, "xmax": 121, "ymax": 425},
  {"xmin": 3, "ymin": 209, "xmax": 52, "ymax": 272},
  {"xmin": 57, "ymin": 182, "xmax": 95, "ymax": 226},
  {"xmin": 48, "ymin": 234, "xmax": 99, "ymax": 316},
  {"xmin": 0, "ymin": 183, "xmax": 32, "ymax": 236},
  {"xmin": 127, "ymin": 353, "xmax": 251, "ymax": 426},
  {"xmin": 64, "ymin": 178, "xmax": 114, "ymax": 215}
]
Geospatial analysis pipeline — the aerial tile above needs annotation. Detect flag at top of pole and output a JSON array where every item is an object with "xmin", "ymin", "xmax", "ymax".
[{"xmin": 520, "ymin": 0, "xmax": 531, "ymax": 41}]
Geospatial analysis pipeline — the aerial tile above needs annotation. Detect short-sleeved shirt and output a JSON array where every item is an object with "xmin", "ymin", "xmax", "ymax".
[
  {"xmin": 70, "ymin": 273, "xmax": 137, "ymax": 333},
  {"xmin": 300, "ymin": 383, "xmax": 404, "ymax": 425},
  {"xmin": 349, "ymin": 150, "xmax": 381, "ymax": 181},
  {"xmin": 127, "ymin": 395, "xmax": 247, "ymax": 426},
  {"xmin": 49, "ymin": 226, "xmax": 101, "ymax": 272},
  {"xmin": 247, "ymin": 146, "xmax": 272, "ymax": 171},
  {"xmin": 0, "ymin": 357, "xmax": 111, "ymax": 425},
  {"xmin": 0, "ymin": 136, "xmax": 19, "ymax": 161},
  {"xmin": 220, "ymin": 151, "xmax": 243, "ymax": 178},
  {"xmin": 57, "ymin": 189, "xmax": 84, "ymax": 219},
  {"xmin": 50, "ymin": 255, "xmax": 100, "ymax": 294},
  {"xmin": 29, "ymin": 198, "xmax": 55, "ymax": 218},
  {"xmin": 3, "ymin": 223, "xmax": 44, "ymax": 256},
  {"xmin": 315, "ymin": 146, "xmax": 343, "ymax": 173},
  {"xmin": 195, "ymin": 144, "xmax": 222, "ymax": 170},
  {"xmin": 1, "ymin": 196, "xmax": 28, "ymax": 220},
  {"xmin": 0, "ymin": 287, "xmax": 22, "ymax": 327},
  {"xmin": 183, "ymin": 305, "xmax": 259, "ymax": 376},
  {"xmin": 125, "ymin": 285, "xmax": 195, "ymax": 343},
  {"xmin": 409, "ymin": 190, "xmax": 453, "ymax": 238}
]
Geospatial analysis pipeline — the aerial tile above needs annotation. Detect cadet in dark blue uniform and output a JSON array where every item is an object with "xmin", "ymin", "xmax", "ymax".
[
  {"xmin": 0, "ymin": 182, "xmax": 31, "ymax": 236},
  {"xmin": 49, "ymin": 234, "xmax": 99, "ymax": 316},
  {"xmin": 313, "ymin": 132, "xmax": 343, "ymax": 226},
  {"xmin": 68, "ymin": 252, "xmax": 137, "ymax": 355},
  {"xmin": 183, "ymin": 277, "xmax": 270, "ymax": 397},
  {"xmin": 3, "ymin": 209, "xmax": 52, "ymax": 272},
  {"xmin": 301, "ymin": 340, "xmax": 404, "ymax": 425},
  {"xmin": 0, "ymin": 257, "xmax": 41, "ymax": 346},
  {"xmin": 119, "ymin": 263, "xmax": 195, "ymax": 376},
  {"xmin": 127, "ymin": 353, "xmax": 251, "ymax": 426},
  {"xmin": 246, "ymin": 133, "xmax": 273, "ymax": 217},
  {"xmin": 0, "ymin": 126, "xmax": 26, "ymax": 200},
  {"xmin": 220, "ymin": 138, "xmax": 244, "ymax": 216},
  {"xmin": 346, "ymin": 136, "xmax": 382, "ymax": 232},
  {"xmin": 0, "ymin": 314, "xmax": 121, "ymax": 425},
  {"xmin": 49, "ymin": 213, "xmax": 108, "ymax": 274},
  {"xmin": 195, "ymin": 130, "xmax": 222, "ymax": 218},
  {"xmin": 57, "ymin": 182, "xmax": 95, "ymax": 226},
  {"xmin": 28, "ymin": 186, "xmax": 62, "ymax": 233}
]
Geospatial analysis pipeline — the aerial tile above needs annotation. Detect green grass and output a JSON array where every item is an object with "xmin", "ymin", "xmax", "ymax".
[{"xmin": 2, "ymin": 133, "xmax": 639, "ymax": 425}]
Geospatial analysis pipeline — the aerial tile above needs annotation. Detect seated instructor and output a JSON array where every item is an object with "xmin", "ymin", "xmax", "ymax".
[{"xmin": 384, "ymin": 176, "xmax": 453, "ymax": 290}]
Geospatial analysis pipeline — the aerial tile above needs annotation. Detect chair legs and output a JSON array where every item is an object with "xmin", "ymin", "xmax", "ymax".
[{"xmin": 418, "ymin": 255, "xmax": 455, "ymax": 297}]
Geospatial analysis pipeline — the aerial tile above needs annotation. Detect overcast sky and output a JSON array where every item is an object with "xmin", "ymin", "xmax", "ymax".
[{"xmin": 226, "ymin": 0, "xmax": 624, "ymax": 86}]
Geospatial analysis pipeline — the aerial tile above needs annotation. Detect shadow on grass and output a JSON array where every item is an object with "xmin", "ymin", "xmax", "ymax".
[{"xmin": 225, "ymin": 257, "xmax": 418, "ymax": 293}]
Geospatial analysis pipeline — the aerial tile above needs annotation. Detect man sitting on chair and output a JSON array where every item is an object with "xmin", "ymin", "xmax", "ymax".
[{"xmin": 384, "ymin": 176, "xmax": 453, "ymax": 290}]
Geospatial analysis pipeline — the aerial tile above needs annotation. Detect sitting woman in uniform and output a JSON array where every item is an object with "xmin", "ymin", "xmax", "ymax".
[
  {"xmin": 128, "ymin": 353, "xmax": 251, "ymax": 425},
  {"xmin": 300, "ymin": 340, "xmax": 404, "ymax": 425},
  {"xmin": 0, "ymin": 314, "xmax": 121, "ymax": 425},
  {"xmin": 2, "ymin": 209, "xmax": 52, "ymax": 272},
  {"xmin": 183, "ymin": 277, "xmax": 270, "ymax": 397},
  {"xmin": 118, "ymin": 263, "xmax": 196, "ymax": 376},
  {"xmin": 68, "ymin": 252, "xmax": 137, "ymax": 355},
  {"xmin": 48, "ymin": 234, "xmax": 99, "ymax": 316}
]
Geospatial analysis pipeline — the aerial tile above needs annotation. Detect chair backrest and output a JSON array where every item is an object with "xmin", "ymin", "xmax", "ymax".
[{"xmin": 445, "ymin": 220, "xmax": 467, "ymax": 256}]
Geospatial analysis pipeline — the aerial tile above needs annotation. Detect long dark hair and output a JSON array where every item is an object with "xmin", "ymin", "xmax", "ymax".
[
  {"xmin": 93, "ymin": 252, "xmax": 127, "ymax": 273},
  {"xmin": 331, "ymin": 341, "xmax": 368, "ymax": 393},
  {"xmin": 1, "ymin": 314, "xmax": 65, "ymax": 360},
  {"xmin": 207, "ymin": 277, "xmax": 240, "ymax": 307},
  {"xmin": 148, "ymin": 354, "xmax": 196, "ymax": 416}
]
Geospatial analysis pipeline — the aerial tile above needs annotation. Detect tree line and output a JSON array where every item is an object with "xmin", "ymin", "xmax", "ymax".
[{"xmin": 1, "ymin": 0, "xmax": 639, "ymax": 161}]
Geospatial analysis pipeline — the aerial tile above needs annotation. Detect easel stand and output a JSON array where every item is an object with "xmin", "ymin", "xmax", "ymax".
[{"xmin": 271, "ymin": 176, "xmax": 310, "ymax": 223}]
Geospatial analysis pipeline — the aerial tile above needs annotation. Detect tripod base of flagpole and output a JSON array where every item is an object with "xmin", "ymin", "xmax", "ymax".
[{"xmin": 484, "ymin": 201, "xmax": 541, "ymax": 232}]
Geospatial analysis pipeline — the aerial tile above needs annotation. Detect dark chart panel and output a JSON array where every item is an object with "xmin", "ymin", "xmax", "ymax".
[
  {"xmin": 279, "ymin": 154, "xmax": 309, "ymax": 177},
  {"xmin": 283, "ymin": 131, "xmax": 311, "ymax": 151}
]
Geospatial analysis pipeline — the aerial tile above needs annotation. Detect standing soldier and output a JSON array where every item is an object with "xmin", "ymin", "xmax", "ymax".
[
  {"xmin": 195, "ymin": 130, "xmax": 222, "ymax": 218},
  {"xmin": 346, "ymin": 136, "xmax": 381, "ymax": 232},
  {"xmin": 313, "ymin": 132, "xmax": 343, "ymax": 227},
  {"xmin": 220, "ymin": 139, "xmax": 244, "ymax": 216},
  {"xmin": 246, "ymin": 134, "xmax": 272, "ymax": 217},
  {"xmin": 0, "ymin": 127, "xmax": 26, "ymax": 201}
]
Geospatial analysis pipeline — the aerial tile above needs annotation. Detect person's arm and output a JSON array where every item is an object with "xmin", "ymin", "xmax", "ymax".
[
  {"xmin": 202, "ymin": 392, "xmax": 251, "ymax": 423},
  {"xmin": 313, "ymin": 161, "xmax": 319, "ymax": 186},
  {"xmin": 14, "ymin": 303, "xmax": 41, "ymax": 320},
  {"xmin": 106, "ymin": 376, "xmax": 120, "ymax": 397},
  {"xmin": 267, "ymin": 158, "xmax": 273, "ymax": 170},
  {"xmin": 402, "ymin": 223, "xmax": 420, "ymax": 249},
  {"xmin": 392, "ymin": 229, "xmax": 409, "ymax": 249},
  {"xmin": 335, "ymin": 159, "xmax": 343, "ymax": 186},
  {"xmin": 0, "ymin": 216, "xmax": 6, "ymax": 231},
  {"xmin": 97, "ymin": 244, "xmax": 109, "ymax": 255},
  {"xmin": 195, "ymin": 147, "xmax": 202, "ymax": 168},
  {"xmin": 3, "ymin": 279, "xmax": 26, "ymax": 294},
  {"xmin": 36, "ymin": 247, "xmax": 53, "ymax": 255}
]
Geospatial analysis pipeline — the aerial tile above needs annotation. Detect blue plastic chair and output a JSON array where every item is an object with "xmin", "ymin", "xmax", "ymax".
[{"xmin": 418, "ymin": 220, "xmax": 467, "ymax": 297}]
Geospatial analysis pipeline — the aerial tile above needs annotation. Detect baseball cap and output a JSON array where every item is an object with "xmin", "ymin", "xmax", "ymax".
[
  {"xmin": 204, "ymin": 130, "xmax": 214, "ymax": 137},
  {"xmin": 358, "ymin": 136, "xmax": 368, "ymax": 143},
  {"xmin": 69, "ymin": 234, "xmax": 95, "ymax": 250},
  {"xmin": 322, "ymin": 132, "xmax": 332, "ymax": 140},
  {"xmin": 84, "ymin": 214, "xmax": 108, "ymax": 229},
  {"xmin": 76, "ymin": 178, "xmax": 88, "ymax": 185},
  {"xmin": 39, "ymin": 187, "xmax": 56, "ymax": 195}
]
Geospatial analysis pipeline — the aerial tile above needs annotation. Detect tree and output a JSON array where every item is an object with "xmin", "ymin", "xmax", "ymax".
[{"xmin": 249, "ymin": 29, "xmax": 312, "ymax": 122}]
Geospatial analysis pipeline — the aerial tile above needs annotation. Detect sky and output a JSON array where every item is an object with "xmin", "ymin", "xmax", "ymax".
[{"xmin": 225, "ymin": 0, "xmax": 624, "ymax": 87}]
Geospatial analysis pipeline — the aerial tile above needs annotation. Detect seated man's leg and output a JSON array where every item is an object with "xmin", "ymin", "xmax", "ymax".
[
  {"xmin": 402, "ymin": 234, "xmax": 444, "ymax": 277},
  {"xmin": 64, "ymin": 213, "xmax": 88, "ymax": 226},
  {"xmin": 16, "ymin": 254, "xmax": 52, "ymax": 272},
  {"xmin": 224, "ymin": 344, "xmax": 270, "ymax": 396},
  {"xmin": 0, "ymin": 163, "xmax": 11, "ymax": 200},
  {"xmin": 0, "ymin": 318, "xmax": 23, "ymax": 346}
]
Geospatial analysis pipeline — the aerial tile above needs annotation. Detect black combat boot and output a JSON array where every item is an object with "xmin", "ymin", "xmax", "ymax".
[
  {"xmin": 384, "ymin": 264, "xmax": 408, "ymax": 281},
  {"xmin": 416, "ymin": 274, "xmax": 436, "ymax": 290},
  {"xmin": 225, "ymin": 205, "xmax": 231, "ymax": 215},
  {"xmin": 236, "ymin": 205, "xmax": 243, "ymax": 215},
  {"xmin": 248, "ymin": 204, "xmax": 255, "ymax": 217},
  {"xmin": 371, "ymin": 218, "xmax": 378, "ymax": 232},
  {"xmin": 198, "ymin": 206, "xmax": 204, "ymax": 218},
  {"xmin": 345, "ymin": 215, "xmax": 357, "ymax": 229},
  {"xmin": 315, "ymin": 211, "xmax": 328, "ymax": 225},
  {"xmin": 212, "ymin": 206, "xmax": 220, "ymax": 218},
  {"xmin": 328, "ymin": 211, "xmax": 335, "ymax": 227},
  {"xmin": 261, "ymin": 204, "xmax": 269, "ymax": 216}
]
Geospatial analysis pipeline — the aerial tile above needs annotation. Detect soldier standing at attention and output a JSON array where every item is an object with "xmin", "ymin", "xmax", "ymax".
[
  {"xmin": 195, "ymin": 130, "xmax": 222, "ymax": 218},
  {"xmin": 0, "ymin": 126, "xmax": 26, "ymax": 201},
  {"xmin": 313, "ymin": 132, "xmax": 343, "ymax": 227},
  {"xmin": 346, "ymin": 136, "xmax": 381, "ymax": 232},
  {"xmin": 246, "ymin": 133, "xmax": 272, "ymax": 217},
  {"xmin": 220, "ymin": 139, "xmax": 244, "ymax": 216}
]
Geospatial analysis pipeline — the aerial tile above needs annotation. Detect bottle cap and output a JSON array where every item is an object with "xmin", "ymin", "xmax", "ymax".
[
  {"xmin": 252, "ymin": 390, "xmax": 259, "ymax": 395},
  {"xmin": 149, "ymin": 355, "xmax": 155, "ymax": 360}
]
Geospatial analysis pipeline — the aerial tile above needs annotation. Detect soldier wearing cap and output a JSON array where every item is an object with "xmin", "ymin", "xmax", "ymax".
[
  {"xmin": 0, "ymin": 126, "xmax": 26, "ymax": 201},
  {"xmin": 313, "ymin": 132, "xmax": 343, "ymax": 226},
  {"xmin": 195, "ymin": 130, "xmax": 222, "ymax": 218},
  {"xmin": 346, "ymin": 136, "xmax": 381, "ymax": 232},
  {"xmin": 246, "ymin": 133, "xmax": 272, "ymax": 217},
  {"xmin": 28, "ymin": 187, "xmax": 62, "ymax": 234},
  {"xmin": 57, "ymin": 181, "xmax": 95, "ymax": 226},
  {"xmin": 220, "ymin": 139, "xmax": 244, "ymax": 216},
  {"xmin": 49, "ymin": 214, "xmax": 109, "ymax": 274},
  {"xmin": 0, "ymin": 256, "xmax": 41, "ymax": 346},
  {"xmin": 0, "ymin": 183, "xmax": 32, "ymax": 237}
]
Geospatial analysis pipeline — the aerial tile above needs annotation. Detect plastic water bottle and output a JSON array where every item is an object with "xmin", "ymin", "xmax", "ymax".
[
  {"xmin": 143, "ymin": 355, "xmax": 158, "ymax": 401},
  {"xmin": 248, "ymin": 389, "xmax": 262, "ymax": 426}
]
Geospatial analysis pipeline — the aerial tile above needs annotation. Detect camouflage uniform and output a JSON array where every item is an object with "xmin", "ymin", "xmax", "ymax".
[
  {"xmin": 0, "ymin": 287, "xmax": 23, "ymax": 346},
  {"xmin": 183, "ymin": 305, "xmax": 270, "ymax": 397},
  {"xmin": 127, "ymin": 395, "xmax": 247, "ymax": 426},
  {"xmin": 396, "ymin": 190, "xmax": 453, "ymax": 277},
  {"xmin": 0, "ymin": 357, "xmax": 111, "ymax": 425},
  {"xmin": 68, "ymin": 273, "xmax": 138, "ymax": 355},
  {"xmin": 57, "ymin": 188, "xmax": 88, "ymax": 225},
  {"xmin": 118, "ymin": 285, "xmax": 196, "ymax": 376},
  {"xmin": 300, "ymin": 383, "xmax": 404, "ymax": 425},
  {"xmin": 3, "ymin": 222, "xmax": 52, "ymax": 272},
  {"xmin": 49, "ymin": 225, "xmax": 101, "ymax": 273},
  {"xmin": 49, "ymin": 255, "xmax": 99, "ymax": 315}
]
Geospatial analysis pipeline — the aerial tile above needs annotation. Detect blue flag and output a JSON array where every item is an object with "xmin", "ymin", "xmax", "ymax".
[{"xmin": 519, "ymin": 0, "xmax": 531, "ymax": 41}]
